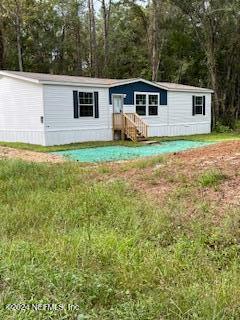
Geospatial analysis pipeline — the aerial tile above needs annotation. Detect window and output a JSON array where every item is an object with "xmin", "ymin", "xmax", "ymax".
[
  {"xmin": 148, "ymin": 94, "xmax": 158, "ymax": 116},
  {"xmin": 79, "ymin": 92, "xmax": 94, "ymax": 117},
  {"xmin": 135, "ymin": 93, "xmax": 159, "ymax": 116},
  {"xmin": 136, "ymin": 94, "xmax": 146, "ymax": 116},
  {"xmin": 195, "ymin": 96, "xmax": 203, "ymax": 114}
]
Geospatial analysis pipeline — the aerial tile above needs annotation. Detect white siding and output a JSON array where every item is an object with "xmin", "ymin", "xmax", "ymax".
[
  {"xmin": 136, "ymin": 91, "xmax": 211, "ymax": 137},
  {"xmin": 168, "ymin": 91, "xmax": 211, "ymax": 125},
  {"xmin": 0, "ymin": 77, "xmax": 212, "ymax": 146},
  {"xmin": 123, "ymin": 105, "xmax": 134, "ymax": 113},
  {"xmin": 43, "ymin": 84, "xmax": 112, "ymax": 146},
  {"xmin": 121, "ymin": 104, "xmax": 169, "ymax": 137},
  {"xmin": 0, "ymin": 76, "xmax": 45, "ymax": 145},
  {"xmin": 167, "ymin": 91, "xmax": 211, "ymax": 136}
]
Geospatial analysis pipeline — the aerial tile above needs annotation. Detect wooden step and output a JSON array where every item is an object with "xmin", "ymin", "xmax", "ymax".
[
  {"xmin": 138, "ymin": 140, "xmax": 159, "ymax": 145},
  {"xmin": 113, "ymin": 112, "xmax": 148, "ymax": 142},
  {"xmin": 137, "ymin": 137, "xmax": 148, "ymax": 142}
]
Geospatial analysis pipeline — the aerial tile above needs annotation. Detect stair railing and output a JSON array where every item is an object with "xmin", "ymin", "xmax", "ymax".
[
  {"xmin": 125, "ymin": 113, "xmax": 148, "ymax": 138},
  {"xmin": 123, "ymin": 113, "xmax": 138, "ymax": 141},
  {"xmin": 113, "ymin": 112, "xmax": 148, "ymax": 142}
]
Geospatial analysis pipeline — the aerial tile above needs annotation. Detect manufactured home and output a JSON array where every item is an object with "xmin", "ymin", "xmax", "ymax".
[{"xmin": 0, "ymin": 71, "xmax": 213, "ymax": 146}]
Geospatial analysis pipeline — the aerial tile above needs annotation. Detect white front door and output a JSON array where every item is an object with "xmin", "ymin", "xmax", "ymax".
[{"xmin": 112, "ymin": 95, "xmax": 123, "ymax": 113}]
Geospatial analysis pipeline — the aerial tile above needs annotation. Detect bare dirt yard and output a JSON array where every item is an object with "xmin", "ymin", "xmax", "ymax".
[
  {"xmin": 97, "ymin": 141, "xmax": 240, "ymax": 222},
  {"xmin": 0, "ymin": 146, "xmax": 64, "ymax": 163}
]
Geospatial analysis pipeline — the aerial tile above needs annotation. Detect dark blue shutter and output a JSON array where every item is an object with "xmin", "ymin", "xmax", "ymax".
[
  {"xmin": 192, "ymin": 96, "xmax": 196, "ymax": 116},
  {"xmin": 203, "ymin": 96, "xmax": 206, "ymax": 115},
  {"xmin": 94, "ymin": 92, "xmax": 99, "ymax": 118},
  {"xmin": 73, "ymin": 91, "xmax": 79, "ymax": 118},
  {"xmin": 160, "ymin": 91, "xmax": 168, "ymax": 105}
]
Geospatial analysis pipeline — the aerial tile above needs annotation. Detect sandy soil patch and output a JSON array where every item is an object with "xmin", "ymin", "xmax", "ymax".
[{"xmin": 0, "ymin": 146, "xmax": 64, "ymax": 163}]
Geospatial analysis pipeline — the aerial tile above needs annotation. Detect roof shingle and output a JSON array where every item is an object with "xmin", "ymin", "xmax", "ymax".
[
  {"xmin": 1, "ymin": 71, "xmax": 135, "ymax": 86},
  {"xmin": 0, "ymin": 71, "xmax": 214, "ymax": 92},
  {"xmin": 157, "ymin": 82, "xmax": 213, "ymax": 93}
]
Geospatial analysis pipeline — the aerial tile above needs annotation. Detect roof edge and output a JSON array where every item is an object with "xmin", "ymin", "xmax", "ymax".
[
  {"xmin": 0, "ymin": 71, "xmax": 40, "ymax": 84},
  {"xmin": 40, "ymin": 80, "xmax": 110, "ymax": 87},
  {"xmin": 109, "ymin": 78, "xmax": 169, "ymax": 90},
  {"xmin": 167, "ymin": 88, "xmax": 214, "ymax": 93},
  {"xmin": 157, "ymin": 81, "xmax": 214, "ymax": 93},
  {"xmin": 0, "ymin": 71, "xmax": 214, "ymax": 92}
]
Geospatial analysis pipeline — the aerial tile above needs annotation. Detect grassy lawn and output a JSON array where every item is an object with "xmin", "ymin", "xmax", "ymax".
[
  {"xmin": 0, "ymin": 139, "xmax": 140, "ymax": 153},
  {"xmin": 0, "ymin": 131, "xmax": 239, "ymax": 153},
  {"xmin": 0, "ymin": 151, "xmax": 240, "ymax": 319}
]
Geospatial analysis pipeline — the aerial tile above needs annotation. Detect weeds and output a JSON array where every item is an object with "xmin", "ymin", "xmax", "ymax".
[
  {"xmin": 0, "ymin": 159, "xmax": 239, "ymax": 319},
  {"xmin": 198, "ymin": 169, "xmax": 226, "ymax": 188}
]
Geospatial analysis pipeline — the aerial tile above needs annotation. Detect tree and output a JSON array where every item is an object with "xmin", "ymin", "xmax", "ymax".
[
  {"xmin": 88, "ymin": 0, "xmax": 98, "ymax": 76},
  {"xmin": 72, "ymin": 0, "xmax": 84, "ymax": 75},
  {"xmin": 0, "ymin": 0, "xmax": 239, "ymax": 126},
  {"xmin": 101, "ymin": 0, "xmax": 112, "ymax": 76},
  {"xmin": 0, "ymin": 16, "xmax": 4, "ymax": 69},
  {"xmin": 148, "ymin": 0, "xmax": 162, "ymax": 81},
  {"xmin": 124, "ymin": 0, "xmax": 167, "ymax": 81},
  {"xmin": 1, "ymin": 0, "xmax": 26, "ymax": 71},
  {"xmin": 171, "ymin": 0, "xmax": 240, "ymax": 125}
]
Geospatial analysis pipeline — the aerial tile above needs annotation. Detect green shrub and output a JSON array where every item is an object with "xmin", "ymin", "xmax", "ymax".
[{"xmin": 215, "ymin": 121, "xmax": 232, "ymax": 133}]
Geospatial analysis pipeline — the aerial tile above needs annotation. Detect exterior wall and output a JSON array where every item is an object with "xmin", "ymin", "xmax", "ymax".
[
  {"xmin": 166, "ymin": 91, "xmax": 211, "ymax": 136},
  {"xmin": 0, "ymin": 75, "xmax": 212, "ymax": 146},
  {"xmin": 109, "ymin": 81, "xmax": 168, "ymax": 105},
  {"xmin": 43, "ymin": 84, "xmax": 112, "ymax": 146},
  {"xmin": 119, "ymin": 91, "xmax": 211, "ymax": 138},
  {"xmin": 119, "ymin": 104, "xmax": 169, "ymax": 136},
  {"xmin": 0, "ymin": 76, "xmax": 45, "ymax": 145}
]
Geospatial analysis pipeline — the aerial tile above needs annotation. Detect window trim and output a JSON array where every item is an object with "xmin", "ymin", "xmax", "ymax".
[
  {"xmin": 135, "ymin": 93, "xmax": 147, "ymax": 116},
  {"xmin": 79, "ymin": 91, "xmax": 95, "ymax": 118},
  {"xmin": 194, "ymin": 95, "xmax": 204, "ymax": 115},
  {"xmin": 134, "ymin": 92, "xmax": 160, "ymax": 117}
]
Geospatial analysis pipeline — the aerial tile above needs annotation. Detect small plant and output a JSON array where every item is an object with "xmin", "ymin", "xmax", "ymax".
[
  {"xmin": 129, "ymin": 156, "xmax": 164, "ymax": 169},
  {"xmin": 215, "ymin": 121, "xmax": 232, "ymax": 133},
  {"xmin": 198, "ymin": 169, "xmax": 226, "ymax": 187},
  {"xmin": 97, "ymin": 166, "xmax": 113, "ymax": 174}
]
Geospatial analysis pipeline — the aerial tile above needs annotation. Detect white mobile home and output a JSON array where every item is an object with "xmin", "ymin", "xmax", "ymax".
[{"xmin": 0, "ymin": 71, "xmax": 213, "ymax": 146}]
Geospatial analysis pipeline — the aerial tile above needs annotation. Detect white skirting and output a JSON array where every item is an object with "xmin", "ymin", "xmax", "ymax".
[
  {"xmin": 0, "ymin": 130, "xmax": 46, "ymax": 145},
  {"xmin": 0, "ymin": 124, "xmax": 211, "ymax": 146},
  {"xmin": 149, "ymin": 123, "xmax": 211, "ymax": 137},
  {"xmin": 45, "ymin": 128, "xmax": 113, "ymax": 146}
]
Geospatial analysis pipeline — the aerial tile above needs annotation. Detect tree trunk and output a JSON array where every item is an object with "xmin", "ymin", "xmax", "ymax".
[
  {"xmin": 102, "ymin": 0, "xmax": 111, "ymax": 77},
  {"xmin": 0, "ymin": 19, "xmax": 4, "ymax": 69},
  {"xmin": 149, "ymin": 0, "xmax": 160, "ymax": 81},
  {"xmin": 208, "ymin": 60, "xmax": 220, "ymax": 125},
  {"xmin": 59, "ymin": 25, "xmax": 65, "ymax": 72},
  {"xmin": 76, "ymin": 25, "xmax": 82, "ymax": 75},
  {"xmin": 204, "ymin": 18, "xmax": 220, "ymax": 125},
  {"xmin": 15, "ymin": 11, "xmax": 23, "ymax": 71},
  {"xmin": 88, "ymin": 0, "xmax": 98, "ymax": 77},
  {"xmin": 88, "ymin": 0, "xmax": 93, "ymax": 74},
  {"xmin": 72, "ymin": 1, "xmax": 82, "ymax": 75}
]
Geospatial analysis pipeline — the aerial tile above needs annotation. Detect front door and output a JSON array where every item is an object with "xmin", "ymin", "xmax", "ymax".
[{"xmin": 112, "ymin": 95, "xmax": 123, "ymax": 113}]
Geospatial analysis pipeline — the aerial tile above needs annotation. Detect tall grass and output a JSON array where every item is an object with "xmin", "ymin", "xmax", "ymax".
[{"xmin": 0, "ymin": 159, "xmax": 239, "ymax": 319}]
